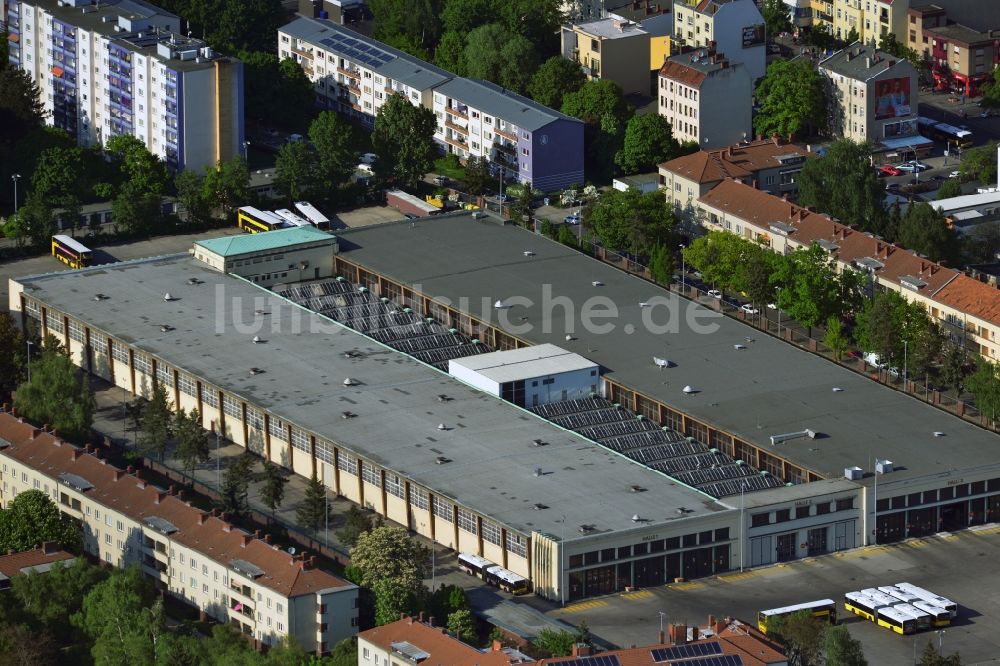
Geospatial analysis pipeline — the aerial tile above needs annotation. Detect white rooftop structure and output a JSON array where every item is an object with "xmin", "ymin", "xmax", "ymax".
[{"xmin": 449, "ymin": 344, "xmax": 597, "ymax": 384}]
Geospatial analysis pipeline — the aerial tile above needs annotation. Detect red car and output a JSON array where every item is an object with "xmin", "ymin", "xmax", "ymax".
[{"xmin": 879, "ymin": 164, "xmax": 901, "ymax": 177}]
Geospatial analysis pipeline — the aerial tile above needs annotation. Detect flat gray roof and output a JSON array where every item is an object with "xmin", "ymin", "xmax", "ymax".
[
  {"xmin": 335, "ymin": 215, "xmax": 1000, "ymax": 485},
  {"xmin": 433, "ymin": 78, "xmax": 581, "ymax": 132},
  {"xmin": 14, "ymin": 256, "xmax": 724, "ymax": 538}
]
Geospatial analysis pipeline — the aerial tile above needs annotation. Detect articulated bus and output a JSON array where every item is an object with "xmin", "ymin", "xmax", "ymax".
[
  {"xmin": 457, "ymin": 553, "xmax": 493, "ymax": 580},
  {"xmin": 294, "ymin": 201, "xmax": 332, "ymax": 230},
  {"xmin": 877, "ymin": 606, "xmax": 917, "ymax": 635},
  {"xmin": 757, "ymin": 599, "xmax": 837, "ymax": 634},
  {"xmin": 894, "ymin": 603, "xmax": 933, "ymax": 631},
  {"xmin": 51, "ymin": 234, "xmax": 93, "ymax": 268},
  {"xmin": 894, "ymin": 582, "xmax": 959, "ymax": 618},
  {"xmin": 844, "ymin": 592, "xmax": 886, "ymax": 622},
  {"xmin": 237, "ymin": 206, "xmax": 290, "ymax": 234},
  {"xmin": 878, "ymin": 585, "xmax": 923, "ymax": 606},
  {"xmin": 912, "ymin": 601, "xmax": 951, "ymax": 627},
  {"xmin": 917, "ymin": 117, "xmax": 973, "ymax": 148},
  {"xmin": 273, "ymin": 208, "xmax": 312, "ymax": 227},
  {"xmin": 484, "ymin": 565, "xmax": 531, "ymax": 595}
]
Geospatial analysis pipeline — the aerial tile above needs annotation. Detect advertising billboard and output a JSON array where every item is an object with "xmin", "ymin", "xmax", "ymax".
[
  {"xmin": 742, "ymin": 23, "xmax": 765, "ymax": 49},
  {"xmin": 874, "ymin": 77, "xmax": 912, "ymax": 120}
]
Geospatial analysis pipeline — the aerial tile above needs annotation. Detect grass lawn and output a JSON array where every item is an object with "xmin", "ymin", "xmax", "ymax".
[{"xmin": 433, "ymin": 156, "xmax": 467, "ymax": 181}]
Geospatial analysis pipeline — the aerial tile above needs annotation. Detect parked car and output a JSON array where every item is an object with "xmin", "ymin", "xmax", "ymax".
[
  {"xmin": 563, "ymin": 212, "xmax": 581, "ymax": 225},
  {"xmin": 356, "ymin": 163, "xmax": 374, "ymax": 175},
  {"xmin": 906, "ymin": 160, "xmax": 930, "ymax": 171},
  {"xmin": 403, "ymin": 213, "xmax": 419, "ymax": 220},
  {"xmin": 707, "ymin": 289, "xmax": 722, "ymax": 299},
  {"xmin": 766, "ymin": 302, "xmax": 778, "ymax": 310},
  {"xmin": 433, "ymin": 175, "xmax": 449, "ymax": 186},
  {"xmin": 949, "ymin": 170, "xmax": 961, "ymax": 178},
  {"xmin": 879, "ymin": 164, "xmax": 901, "ymax": 176},
  {"xmin": 360, "ymin": 152, "xmax": 377, "ymax": 165},
  {"xmin": 740, "ymin": 304, "xmax": 759, "ymax": 315}
]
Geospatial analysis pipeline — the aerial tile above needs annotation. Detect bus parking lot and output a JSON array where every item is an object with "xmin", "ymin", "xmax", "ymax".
[{"xmin": 547, "ymin": 527, "xmax": 1000, "ymax": 665}]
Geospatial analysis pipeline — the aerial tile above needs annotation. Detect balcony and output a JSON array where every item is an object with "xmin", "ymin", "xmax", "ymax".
[
  {"xmin": 445, "ymin": 105, "xmax": 469, "ymax": 119},
  {"xmin": 228, "ymin": 600, "xmax": 255, "ymax": 622},
  {"xmin": 494, "ymin": 126, "xmax": 517, "ymax": 141},
  {"xmin": 495, "ymin": 141, "xmax": 516, "ymax": 155},
  {"xmin": 290, "ymin": 44, "xmax": 313, "ymax": 59},
  {"xmin": 444, "ymin": 135, "xmax": 468, "ymax": 151},
  {"xmin": 445, "ymin": 119, "xmax": 468, "ymax": 134},
  {"xmin": 229, "ymin": 582, "xmax": 253, "ymax": 599},
  {"xmin": 337, "ymin": 66, "xmax": 360, "ymax": 78}
]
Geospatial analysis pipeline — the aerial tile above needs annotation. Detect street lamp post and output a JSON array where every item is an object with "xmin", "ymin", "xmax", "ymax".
[
  {"xmin": 242, "ymin": 140, "xmax": 250, "ymax": 161},
  {"xmin": 11, "ymin": 174, "xmax": 21, "ymax": 213},
  {"xmin": 775, "ymin": 287, "xmax": 782, "ymax": 336},
  {"xmin": 740, "ymin": 479, "xmax": 748, "ymax": 572},
  {"xmin": 903, "ymin": 339, "xmax": 908, "ymax": 389},
  {"xmin": 25, "ymin": 340, "xmax": 33, "ymax": 383},
  {"xmin": 679, "ymin": 244, "xmax": 686, "ymax": 290}
]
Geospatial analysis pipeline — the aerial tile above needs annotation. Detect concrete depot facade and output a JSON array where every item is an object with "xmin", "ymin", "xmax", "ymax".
[{"xmin": 4, "ymin": 254, "xmax": 897, "ymax": 603}]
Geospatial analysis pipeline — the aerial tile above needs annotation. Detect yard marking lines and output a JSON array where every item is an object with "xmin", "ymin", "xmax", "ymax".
[
  {"xmin": 718, "ymin": 571, "xmax": 759, "ymax": 583},
  {"xmin": 564, "ymin": 599, "xmax": 609, "ymax": 613},
  {"xmin": 671, "ymin": 581, "xmax": 706, "ymax": 591},
  {"xmin": 622, "ymin": 589, "xmax": 654, "ymax": 601}
]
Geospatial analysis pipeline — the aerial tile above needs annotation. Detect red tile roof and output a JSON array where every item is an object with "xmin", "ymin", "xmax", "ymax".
[
  {"xmin": 359, "ymin": 618, "xmax": 524, "ymax": 665},
  {"xmin": 0, "ymin": 412, "xmax": 353, "ymax": 598},
  {"xmin": 0, "ymin": 545, "xmax": 74, "ymax": 580},
  {"xmin": 696, "ymin": 179, "xmax": 1000, "ymax": 325},
  {"xmin": 658, "ymin": 59, "xmax": 707, "ymax": 87},
  {"xmin": 659, "ymin": 140, "xmax": 810, "ymax": 185}
]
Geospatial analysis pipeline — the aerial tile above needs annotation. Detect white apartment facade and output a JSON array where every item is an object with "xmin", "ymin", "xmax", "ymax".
[
  {"xmin": 0, "ymin": 412, "xmax": 358, "ymax": 654},
  {"xmin": 658, "ymin": 51, "xmax": 752, "ymax": 148},
  {"xmin": 6, "ymin": 0, "xmax": 243, "ymax": 171},
  {"xmin": 672, "ymin": 0, "xmax": 766, "ymax": 80}
]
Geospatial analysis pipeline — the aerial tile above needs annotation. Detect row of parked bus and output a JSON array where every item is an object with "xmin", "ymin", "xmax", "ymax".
[
  {"xmin": 844, "ymin": 583, "xmax": 956, "ymax": 635},
  {"xmin": 758, "ymin": 583, "xmax": 957, "ymax": 637},
  {"xmin": 237, "ymin": 202, "xmax": 332, "ymax": 234},
  {"xmin": 457, "ymin": 553, "xmax": 531, "ymax": 596}
]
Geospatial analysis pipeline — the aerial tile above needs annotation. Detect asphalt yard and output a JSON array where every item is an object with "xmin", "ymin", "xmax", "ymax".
[{"xmin": 544, "ymin": 527, "xmax": 1000, "ymax": 665}]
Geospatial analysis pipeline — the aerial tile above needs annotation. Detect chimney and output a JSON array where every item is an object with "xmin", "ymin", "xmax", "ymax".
[
  {"xmin": 572, "ymin": 644, "xmax": 593, "ymax": 657},
  {"xmin": 772, "ymin": 134, "xmax": 780, "ymax": 147},
  {"xmin": 308, "ymin": 555, "xmax": 316, "ymax": 569},
  {"xmin": 43, "ymin": 423, "xmax": 50, "ymax": 432},
  {"xmin": 113, "ymin": 469, "xmax": 124, "ymax": 481},
  {"xmin": 492, "ymin": 639, "xmax": 503, "ymax": 652},
  {"xmin": 429, "ymin": 616, "xmax": 435, "ymax": 627},
  {"xmin": 211, "ymin": 508, "xmax": 219, "ymax": 517},
  {"xmin": 708, "ymin": 614, "xmax": 715, "ymax": 628},
  {"xmin": 670, "ymin": 624, "xmax": 688, "ymax": 645},
  {"xmin": 400, "ymin": 612, "xmax": 406, "ymax": 621},
  {"xmin": 51, "ymin": 429, "xmax": 58, "ymax": 439},
  {"xmin": 135, "ymin": 468, "xmax": 142, "ymax": 480},
  {"xmin": 168, "ymin": 484, "xmax": 176, "ymax": 495},
  {"xmin": 176, "ymin": 490, "xmax": 185, "ymax": 501},
  {"xmin": 264, "ymin": 534, "xmax": 272, "ymax": 544},
  {"xmin": 30, "ymin": 428, "xmax": 41, "ymax": 440},
  {"xmin": 254, "ymin": 529, "xmax": 262, "ymax": 539},
  {"xmin": 408, "ymin": 616, "xmax": 414, "ymax": 625},
  {"xmin": 659, "ymin": 630, "xmax": 665, "ymax": 644},
  {"xmin": 155, "ymin": 492, "xmax": 166, "ymax": 504},
  {"xmin": 42, "ymin": 541, "xmax": 58, "ymax": 555},
  {"xmin": 222, "ymin": 522, "xmax": 232, "ymax": 533},
  {"xmin": 419, "ymin": 611, "xmax": 425, "ymax": 622},
  {"xmin": 241, "ymin": 534, "xmax": 251, "ymax": 547},
  {"xmin": 198, "ymin": 513, "xmax": 207, "ymax": 525},
  {"xmin": 866, "ymin": 56, "xmax": 872, "ymax": 68},
  {"xmin": 71, "ymin": 449, "xmax": 82, "ymax": 461},
  {"xmin": 126, "ymin": 465, "xmax": 135, "ymax": 474},
  {"xmin": 714, "ymin": 618, "xmax": 726, "ymax": 634}
]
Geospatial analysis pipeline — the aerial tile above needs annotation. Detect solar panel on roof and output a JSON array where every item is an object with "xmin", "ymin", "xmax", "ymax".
[
  {"xmin": 668, "ymin": 655, "xmax": 743, "ymax": 666},
  {"xmin": 651, "ymin": 642, "xmax": 723, "ymax": 662},
  {"xmin": 556, "ymin": 656, "xmax": 621, "ymax": 666}
]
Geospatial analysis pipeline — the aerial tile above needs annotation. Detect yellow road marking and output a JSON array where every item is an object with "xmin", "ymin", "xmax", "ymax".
[
  {"xmin": 563, "ymin": 599, "xmax": 608, "ymax": 613},
  {"xmin": 672, "ymin": 581, "xmax": 706, "ymax": 591},
  {"xmin": 622, "ymin": 589, "xmax": 654, "ymax": 601}
]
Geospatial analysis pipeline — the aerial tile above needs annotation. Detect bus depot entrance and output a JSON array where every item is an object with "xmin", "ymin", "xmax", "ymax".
[{"xmin": 939, "ymin": 501, "xmax": 968, "ymax": 532}]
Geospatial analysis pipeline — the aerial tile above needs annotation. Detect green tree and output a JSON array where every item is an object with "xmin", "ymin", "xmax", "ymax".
[
  {"xmin": 440, "ymin": 0, "xmax": 493, "ymax": 34},
  {"xmin": 897, "ymin": 202, "xmax": 955, "ymax": 263},
  {"xmin": 462, "ymin": 156, "xmax": 493, "ymax": 196},
  {"xmin": 337, "ymin": 504, "xmax": 375, "ymax": 547},
  {"xmin": 824, "ymin": 625, "xmax": 867, "ymax": 666},
  {"xmin": 175, "ymin": 408, "xmax": 210, "ymax": 477},
  {"xmin": 0, "ymin": 313, "xmax": 27, "ymax": 398},
  {"xmin": 939, "ymin": 344, "xmax": 968, "ymax": 393},
  {"xmin": 511, "ymin": 182, "xmax": 534, "ymax": 222},
  {"xmin": 0, "ymin": 490, "xmax": 81, "ymax": 554},
  {"xmin": 327, "ymin": 637, "xmax": 358, "ymax": 666},
  {"xmin": 615, "ymin": 114, "xmax": 681, "ymax": 175},
  {"xmin": 6, "ymin": 195, "xmax": 55, "ymax": 249},
  {"xmin": 982, "ymin": 65, "xmax": 1000, "ymax": 108},
  {"xmin": 855, "ymin": 291, "xmax": 904, "ymax": 364},
  {"xmin": 13, "ymin": 558, "xmax": 106, "ymax": 643},
  {"xmin": 587, "ymin": 189, "xmax": 675, "ymax": 256},
  {"xmin": 935, "ymin": 178, "xmax": 962, "ymax": 200},
  {"xmin": 30, "ymin": 145, "xmax": 85, "ymax": 230},
  {"xmin": 648, "ymin": 242, "xmax": 674, "ymax": 284},
  {"xmin": 562, "ymin": 80, "xmax": 633, "ymax": 181},
  {"xmin": 372, "ymin": 95, "xmax": 439, "ymax": 188},
  {"xmin": 71, "ymin": 566, "xmax": 162, "ymax": 666},
  {"xmin": 447, "ymin": 609, "xmax": 477, "ymax": 641},
  {"xmin": 105, "ymin": 135, "xmax": 169, "ymax": 235},
  {"xmin": 824, "ymin": 316, "xmax": 850, "ymax": 360},
  {"xmin": 373, "ymin": 577, "xmax": 421, "ymax": 626},
  {"xmin": 745, "ymin": 251, "xmax": 776, "ymax": 308},
  {"xmin": 529, "ymin": 57, "xmax": 587, "ymax": 110},
  {"xmin": 771, "ymin": 244, "xmax": 846, "ymax": 329},
  {"xmin": 175, "ymin": 169, "xmax": 211, "ymax": 224},
  {"xmin": 369, "ymin": 0, "xmax": 442, "ymax": 55},
  {"xmin": 464, "ymin": 23, "xmax": 538, "ymax": 94},
  {"xmin": 239, "ymin": 51, "xmax": 315, "ymax": 130},
  {"xmin": 202, "ymin": 157, "xmax": 250, "ymax": 220},
  {"xmin": 845, "ymin": 26, "xmax": 860, "ymax": 45},
  {"xmin": 275, "ymin": 140, "xmax": 320, "ymax": 202},
  {"xmin": 754, "ymin": 60, "xmax": 827, "ymax": 140},
  {"xmin": 683, "ymin": 231, "xmax": 769, "ymax": 294},
  {"xmin": 797, "ymin": 139, "xmax": 887, "ymax": 234},
  {"xmin": 296, "ymin": 472, "xmax": 329, "ymax": 536},
  {"xmin": 13, "ymin": 335, "xmax": 94, "ymax": 443},
  {"xmin": 309, "ymin": 111, "xmax": 358, "ymax": 204},
  {"xmin": 959, "ymin": 140, "xmax": 997, "ymax": 185},
  {"xmin": 435, "ymin": 30, "xmax": 468, "ymax": 75},
  {"xmin": 878, "ymin": 32, "xmax": 924, "ymax": 71},
  {"xmin": 761, "ymin": 0, "xmax": 791, "ymax": 38},
  {"xmin": 139, "ymin": 381, "xmax": 171, "ymax": 461},
  {"xmin": 0, "ymin": 66, "xmax": 45, "ymax": 149},
  {"xmin": 258, "ymin": 461, "xmax": 289, "ymax": 520},
  {"xmin": 919, "ymin": 640, "xmax": 962, "ymax": 666},
  {"xmin": 534, "ymin": 628, "xmax": 576, "ymax": 657},
  {"xmin": 219, "ymin": 452, "xmax": 255, "ymax": 516},
  {"xmin": 350, "ymin": 525, "xmax": 429, "ymax": 591},
  {"xmin": 558, "ymin": 223, "xmax": 576, "ymax": 246},
  {"xmin": 766, "ymin": 610, "xmax": 825, "ymax": 666},
  {"xmin": 968, "ymin": 360, "xmax": 1000, "ymax": 423}
]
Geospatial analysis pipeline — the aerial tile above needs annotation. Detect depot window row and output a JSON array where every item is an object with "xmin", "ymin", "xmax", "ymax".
[{"xmin": 568, "ymin": 527, "xmax": 730, "ymax": 569}]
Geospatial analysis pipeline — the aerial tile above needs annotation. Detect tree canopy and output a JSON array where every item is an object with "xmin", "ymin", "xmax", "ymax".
[
  {"xmin": 587, "ymin": 189, "xmax": 676, "ymax": 256},
  {"xmin": 896, "ymin": 202, "xmax": 955, "ymax": 263},
  {"xmin": 761, "ymin": 0, "xmax": 791, "ymax": 38},
  {"xmin": 959, "ymin": 140, "xmax": 997, "ymax": 185},
  {"xmin": 615, "ymin": 114, "xmax": 683, "ymax": 175},
  {"xmin": 464, "ymin": 24, "xmax": 539, "ymax": 94},
  {"xmin": 13, "ymin": 336, "xmax": 94, "ymax": 443},
  {"xmin": 0, "ymin": 490, "xmax": 81, "ymax": 554},
  {"xmin": 239, "ymin": 52, "xmax": 316, "ymax": 131},
  {"xmin": 754, "ymin": 60, "xmax": 827, "ymax": 140},
  {"xmin": 350, "ymin": 526, "xmax": 430, "ymax": 592},
  {"xmin": 797, "ymin": 139, "xmax": 887, "ymax": 234},
  {"xmin": 372, "ymin": 95, "xmax": 439, "ymax": 188},
  {"xmin": 561, "ymin": 80, "xmax": 633, "ymax": 181},
  {"xmin": 529, "ymin": 56, "xmax": 587, "ymax": 110}
]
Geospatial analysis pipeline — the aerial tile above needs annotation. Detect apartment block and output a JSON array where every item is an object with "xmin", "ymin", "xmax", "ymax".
[
  {"xmin": 658, "ymin": 138, "xmax": 809, "ymax": 223},
  {"xmin": 694, "ymin": 179, "xmax": 1000, "ymax": 360},
  {"xmin": 807, "ymin": 0, "xmax": 908, "ymax": 42},
  {"xmin": 432, "ymin": 78, "xmax": 585, "ymax": 191},
  {"xmin": 0, "ymin": 543, "xmax": 75, "ymax": 589},
  {"xmin": 0, "ymin": 412, "xmax": 358, "ymax": 654},
  {"xmin": 5, "ymin": 0, "xmax": 244, "ymax": 171},
  {"xmin": 925, "ymin": 24, "xmax": 1000, "ymax": 97},
  {"xmin": 657, "ymin": 49, "xmax": 752, "ymax": 149},
  {"xmin": 278, "ymin": 16, "xmax": 451, "ymax": 128},
  {"xmin": 561, "ymin": 16, "xmax": 671, "ymax": 97},
  {"xmin": 671, "ymin": 0, "xmax": 766, "ymax": 81},
  {"xmin": 819, "ymin": 43, "xmax": 924, "ymax": 150}
]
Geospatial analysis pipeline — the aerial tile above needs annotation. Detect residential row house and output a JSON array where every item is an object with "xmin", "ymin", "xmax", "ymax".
[
  {"xmin": 0, "ymin": 411, "xmax": 358, "ymax": 654},
  {"xmin": 657, "ymin": 48, "xmax": 752, "ymax": 149},
  {"xmin": 278, "ymin": 16, "xmax": 585, "ymax": 191},
  {"xmin": 658, "ymin": 137, "xmax": 810, "ymax": 229},
  {"xmin": 693, "ymin": 178, "xmax": 1000, "ymax": 359},
  {"xmin": 672, "ymin": 0, "xmax": 766, "ymax": 81},
  {"xmin": 819, "ymin": 43, "xmax": 927, "ymax": 154},
  {"xmin": 816, "ymin": 0, "xmax": 909, "ymax": 44},
  {"xmin": 6, "ymin": 0, "xmax": 244, "ymax": 171},
  {"xmin": 907, "ymin": 3, "xmax": 1000, "ymax": 97}
]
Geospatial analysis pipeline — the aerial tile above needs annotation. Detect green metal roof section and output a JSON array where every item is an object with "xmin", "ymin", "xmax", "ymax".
[{"xmin": 195, "ymin": 227, "xmax": 334, "ymax": 257}]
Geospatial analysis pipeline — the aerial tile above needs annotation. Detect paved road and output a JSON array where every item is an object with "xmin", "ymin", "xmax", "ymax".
[{"xmin": 538, "ymin": 527, "xmax": 1000, "ymax": 665}]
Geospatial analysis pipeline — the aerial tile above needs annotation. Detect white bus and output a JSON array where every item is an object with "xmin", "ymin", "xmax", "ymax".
[
  {"xmin": 912, "ymin": 601, "xmax": 951, "ymax": 627},
  {"xmin": 877, "ymin": 606, "xmax": 917, "ymax": 635},
  {"xmin": 294, "ymin": 201, "xmax": 332, "ymax": 230},
  {"xmin": 485, "ymin": 565, "xmax": 531, "ymax": 595},
  {"xmin": 878, "ymin": 585, "xmax": 923, "ymax": 606},
  {"xmin": 273, "ymin": 208, "xmax": 312, "ymax": 227},
  {"xmin": 237, "ymin": 206, "xmax": 291, "ymax": 233},
  {"xmin": 844, "ymin": 592, "xmax": 887, "ymax": 623},
  {"xmin": 457, "ymin": 553, "xmax": 493, "ymax": 580},
  {"xmin": 894, "ymin": 582, "xmax": 958, "ymax": 618},
  {"xmin": 757, "ymin": 599, "xmax": 837, "ymax": 634},
  {"xmin": 894, "ymin": 603, "xmax": 933, "ymax": 631}
]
